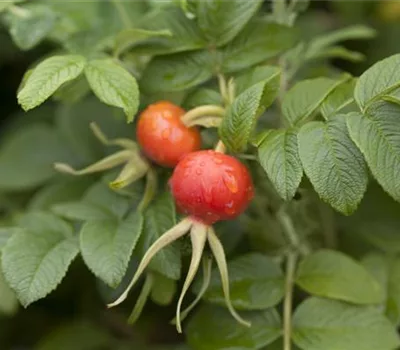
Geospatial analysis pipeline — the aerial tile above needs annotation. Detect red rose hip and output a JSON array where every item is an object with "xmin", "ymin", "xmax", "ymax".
[
  {"xmin": 136, "ymin": 101, "xmax": 201, "ymax": 168},
  {"xmin": 170, "ymin": 150, "xmax": 254, "ymax": 225}
]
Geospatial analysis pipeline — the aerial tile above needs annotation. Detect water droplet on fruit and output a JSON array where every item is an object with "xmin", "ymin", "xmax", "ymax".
[
  {"xmin": 223, "ymin": 172, "xmax": 238, "ymax": 193},
  {"xmin": 200, "ymin": 161, "xmax": 205, "ymax": 167},
  {"xmin": 162, "ymin": 129, "xmax": 170, "ymax": 139},
  {"xmin": 225, "ymin": 201, "xmax": 236, "ymax": 215},
  {"xmin": 164, "ymin": 111, "xmax": 172, "ymax": 119},
  {"xmin": 196, "ymin": 197, "xmax": 202, "ymax": 203},
  {"xmin": 213, "ymin": 157, "xmax": 222, "ymax": 165},
  {"xmin": 204, "ymin": 189, "xmax": 212, "ymax": 204},
  {"xmin": 196, "ymin": 168, "xmax": 202, "ymax": 175}
]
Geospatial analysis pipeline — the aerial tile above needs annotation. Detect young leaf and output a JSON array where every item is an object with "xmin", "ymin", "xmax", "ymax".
[
  {"xmin": 18, "ymin": 55, "xmax": 86, "ymax": 111},
  {"xmin": 7, "ymin": 4, "xmax": 57, "ymax": 50},
  {"xmin": 137, "ymin": 193, "xmax": 181, "ymax": 280},
  {"xmin": 140, "ymin": 50, "xmax": 214, "ymax": 93},
  {"xmin": 187, "ymin": 305, "xmax": 282, "ymax": 350},
  {"xmin": 193, "ymin": 253, "xmax": 284, "ymax": 310},
  {"xmin": 292, "ymin": 297, "xmax": 400, "ymax": 350},
  {"xmin": 307, "ymin": 46, "xmax": 365, "ymax": 63},
  {"xmin": 219, "ymin": 69, "xmax": 281, "ymax": 152},
  {"xmin": 80, "ymin": 212, "xmax": 143, "ymax": 287},
  {"xmin": 1, "ymin": 215, "xmax": 79, "ymax": 307},
  {"xmin": 195, "ymin": 0, "xmax": 262, "ymax": 47},
  {"xmin": 257, "ymin": 128, "xmax": 303, "ymax": 201},
  {"xmin": 133, "ymin": 6, "xmax": 207, "ymax": 55},
  {"xmin": 320, "ymin": 79, "xmax": 356, "ymax": 120},
  {"xmin": 362, "ymin": 254, "xmax": 400, "ymax": 326},
  {"xmin": 0, "ymin": 124, "xmax": 73, "ymax": 191},
  {"xmin": 282, "ymin": 76, "xmax": 347, "ymax": 126},
  {"xmin": 347, "ymin": 102, "xmax": 400, "ymax": 202},
  {"xmin": 298, "ymin": 115, "xmax": 368, "ymax": 214},
  {"xmin": 355, "ymin": 53, "xmax": 400, "ymax": 111},
  {"xmin": 84, "ymin": 59, "xmax": 139, "ymax": 123},
  {"xmin": 296, "ymin": 249, "xmax": 384, "ymax": 304},
  {"xmin": 221, "ymin": 19, "xmax": 296, "ymax": 73}
]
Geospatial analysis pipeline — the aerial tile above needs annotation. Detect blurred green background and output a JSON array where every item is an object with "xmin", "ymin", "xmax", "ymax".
[{"xmin": 1, "ymin": 1, "xmax": 400, "ymax": 349}]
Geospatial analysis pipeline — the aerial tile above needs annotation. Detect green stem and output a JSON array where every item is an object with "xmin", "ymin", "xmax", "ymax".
[
  {"xmin": 128, "ymin": 273, "xmax": 154, "ymax": 324},
  {"xmin": 283, "ymin": 253, "xmax": 297, "ymax": 350},
  {"xmin": 111, "ymin": 0, "xmax": 132, "ymax": 29}
]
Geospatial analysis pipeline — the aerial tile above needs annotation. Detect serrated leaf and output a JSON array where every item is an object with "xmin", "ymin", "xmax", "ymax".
[
  {"xmin": 362, "ymin": 254, "xmax": 400, "ymax": 326},
  {"xmin": 7, "ymin": 4, "xmax": 57, "ymax": 50},
  {"xmin": 194, "ymin": 253, "xmax": 284, "ymax": 310},
  {"xmin": 235, "ymin": 65, "xmax": 281, "ymax": 95},
  {"xmin": 282, "ymin": 76, "xmax": 347, "ymax": 126},
  {"xmin": 298, "ymin": 115, "xmax": 368, "ymax": 214},
  {"xmin": 140, "ymin": 50, "xmax": 214, "ymax": 93},
  {"xmin": 137, "ymin": 193, "xmax": 181, "ymax": 280},
  {"xmin": 305, "ymin": 25, "xmax": 376, "ymax": 61},
  {"xmin": 195, "ymin": 0, "xmax": 262, "ymax": 47},
  {"xmin": 187, "ymin": 305, "xmax": 282, "ymax": 350},
  {"xmin": 1, "ymin": 219, "xmax": 79, "ymax": 306},
  {"xmin": 347, "ymin": 102, "xmax": 400, "ymax": 202},
  {"xmin": 257, "ymin": 128, "xmax": 303, "ymax": 201},
  {"xmin": 18, "ymin": 55, "xmax": 86, "ymax": 111},
  {"xmin": 133, "ymin": 6, "xmax": 207, "ymax": 55},
  {"xmin": 355, "ymin": 53, "xmax": 400, "ymax": 111},
  {"xmin": 296, "ymin": 249, "xmax": 384, "ymax": 304},
  {"xmin": 0, "ymin": 124, "xmax": 73, "ymax": 191},
  {"xmin": 320, "ymin": 79, "xmax": 356, "ymax": 119},
  {"xmin": 80, "ymin": 211, "xmax": 143, "ymax": 287},
  {"xmin": 221, "ymin": 19, "xmax": 295, "ymax": 73},
  {"xmin": 219, "ymin": 70, "xmax": 280, "ymax": 152},
  {"xmin": 383, "ymin": 88, "xmax": 400, "ymax": 105},
  {"xmin": 292, "ymin": 297, "xmax": 400, "ymax": 350},
  {"xmin": 84, "ymin": 59, "xmax": 139, "ymax": 123}
]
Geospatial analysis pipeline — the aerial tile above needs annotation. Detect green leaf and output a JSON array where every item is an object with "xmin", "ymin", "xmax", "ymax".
[
  {"xmin": 221, "ymin": 19, "xmax": 296, "ymax": 73},
  {"xmin": 1, "ymin": 214, "xmax": 79, "ymax": 306},
  {"xmin": 298, "ymin": 115, "xmax": 368, "ymax": 214},
  {"xmin": 28, "ymin": 178, "xmax": 93, "ymax": 211},
  {"xmin": 84, "ymin": 59, "xmax": 139, "ymax": 123},
  {"xmin": 80, "ymin": 212, "xmax": 143, "ymax": 287},
  {"xmin": 362, "ymin": 253, "xmax": 400, "ymax": 327},
  {"xmin": 219, "ymin": 69, "xmax": 281, "ymax": 152},
  {"xmin": 183, "ymin": 88, "xmax": 222, "ymax": 110},
  {"xmin": 320, "ymin": 79, "xmax": 356, "ymax": 120},
  {"xmin": 296, "ymin": 249, "xmax": 384, "ymax": 304},
  {"xmin": 133, "ymin": 6, "xmax": 207, "ymax": 55},
  {"xmin": 355, "ymin": 53, "xmax": 400, "ymax": 111},
  {"xmin": 0, "ymin": 253, "xmax": 18, "ymax": 315},
  {"xmin": 7, "ymin": 4, "xmax": 57, "ymax": 50},
  {"xmin": 194, "ymin": 253, "xmax": 284, "ymax": 310},
  {"xmin": 114, "ymin": 28, "xmax": 172, "ymax": 57},
  {"xmin": 305, "ymin": 25, "xmax": 376, "ymax": 61},
  {"xmin": 150, "ymin": 273, "xmax": 177, "ymax": 306},
  {"xmin": 187, "ymin": 305, "xmax": 282, "ymax": 350},
  {"xmin": 307, "ymin": 46, "xmax": 365, "ymax": 63},
  {"xmin": 235, "ymin": 65, "xmax": 281, "ymax": 95},
  {"xmin": 282, "ymin": 76, "xmax": 347, "ymax": 126},
  {"xmin": 195, "ymin": 0, "xmax": 262, "ymax": 47},
  {"xmin": 140, "ymin": 50, "xmax": 214, "ymax": 93},
  {"xmin": 0, "ymin": 124, "xmax": 73, "ymax": 191},
  {"xmin": 292, "ymin": 297, "xmax": 400, "ymax": 350},
  {"xmin": 53, "ymin": 181, "xmax": 130, "ymax": 222},
  {"xmin": 347, "ymin": 102, "xmax": 400, "ymax": 202},
  {"xmin": 52, "ymin": 76, "xmax": 90, "ymax": 104},
  {"xmin": 18, "ymin": 55, "xmax": 86, "ymax": 111},
  {"xmin": 138, "ymin": 193, "xmax": 181, "ymax": 280},
  {"xmin": 0, "ymin": 228, "xmax": 16, "ymax": 251},
  {"xmin": 257, "ymin": 128, "xmax": 303, "ymax": 201}
]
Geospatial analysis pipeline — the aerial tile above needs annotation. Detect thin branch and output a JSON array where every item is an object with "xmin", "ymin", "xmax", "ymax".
[{"xmin": 283, "ymin": 252, "xmax": 297, "ymax": 350}]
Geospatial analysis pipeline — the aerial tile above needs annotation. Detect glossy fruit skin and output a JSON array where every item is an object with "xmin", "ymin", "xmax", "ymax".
[
  {"xmin": 169, "ymin": 150, "xmax": 254, "ymax": 225},
  {"xmin": 136, "ymin": 101, "xmax": 201, "ymax": 168}
]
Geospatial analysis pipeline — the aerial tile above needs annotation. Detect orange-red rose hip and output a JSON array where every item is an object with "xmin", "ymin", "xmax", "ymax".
[
  {"xmin": 169, "ymin": 150, "xmax": 254, "ymax": 225},
  {"xmin": 136, "ymin": 101, "xmax": 201, "ymax": 167}
]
